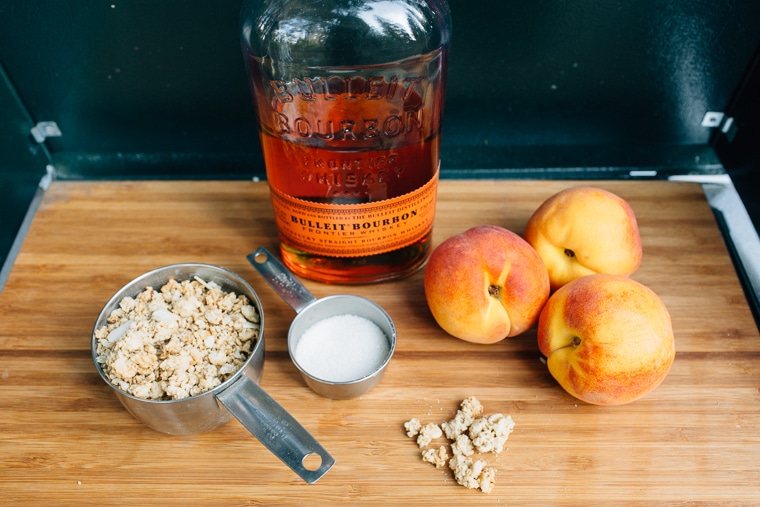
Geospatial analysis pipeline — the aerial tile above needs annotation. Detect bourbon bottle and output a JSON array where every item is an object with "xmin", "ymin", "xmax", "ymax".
[{"xmin": 241, "ymin": 0, "xmax": 452, "ymax": 284}]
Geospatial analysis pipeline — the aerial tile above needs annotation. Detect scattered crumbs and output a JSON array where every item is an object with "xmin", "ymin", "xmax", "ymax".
[{"xmin": 404, "ymin": 396, "xmax": 515, "ymax": 494}]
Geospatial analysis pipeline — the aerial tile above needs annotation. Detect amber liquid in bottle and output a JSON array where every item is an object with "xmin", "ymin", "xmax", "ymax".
[
  {"xmin": 262, "ymin": 140, "xmax": 440, "ymax": 283},
  {"xmin": 258, "ymin": 73, "xmax": 443, "ymax": 283},
  {"xmin": 241, "ymin": 0, "xmax": 451, "ymax": 284}
]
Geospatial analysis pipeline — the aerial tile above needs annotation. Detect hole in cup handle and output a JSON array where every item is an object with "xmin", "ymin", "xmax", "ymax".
[
  {"xmin": 216, "ymin": 375, "xmax": 335, "ymax": 484},
  {"xmin": 247, "ymin": 247, "xmax": 317, "ymax": 314}
]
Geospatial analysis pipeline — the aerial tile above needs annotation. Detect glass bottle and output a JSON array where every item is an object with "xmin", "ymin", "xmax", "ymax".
[{"xmin": 241, "ymin": 0, "xmax": 451, "ymax": 284}]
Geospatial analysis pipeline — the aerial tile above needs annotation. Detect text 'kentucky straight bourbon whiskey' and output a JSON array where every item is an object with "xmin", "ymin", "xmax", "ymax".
[{"xmin": 241, "ymin": 0, "xmax": 452, "ymax": 284}]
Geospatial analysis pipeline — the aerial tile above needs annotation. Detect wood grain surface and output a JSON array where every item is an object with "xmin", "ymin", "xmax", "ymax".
[{"xmin": 0, "ymin": 180, "xmax": 758, "ymax": 506}]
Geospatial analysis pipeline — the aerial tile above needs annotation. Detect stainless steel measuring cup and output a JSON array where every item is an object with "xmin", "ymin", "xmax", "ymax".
[
  {"xmin": 247, "ymin": 247, "xmax": 396, "ymax": 400},
  {"xmin": 91, "ymin": 263, "xmax": 334, "ymax": 484}
]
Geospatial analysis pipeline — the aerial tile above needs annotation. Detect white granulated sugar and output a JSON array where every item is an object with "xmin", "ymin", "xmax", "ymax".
[{"xmin": 294, "ymin": 314, "xmax": 389, "ymax": 382}]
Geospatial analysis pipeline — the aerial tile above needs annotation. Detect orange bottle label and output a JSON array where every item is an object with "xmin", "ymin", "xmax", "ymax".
[{"xmin": 269, "ymin": 170, "xmax": 438, "ymax": 258}]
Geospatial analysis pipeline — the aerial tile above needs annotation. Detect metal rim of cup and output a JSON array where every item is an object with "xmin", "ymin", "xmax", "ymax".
[{"xmin": 286, "ymin": 294, "xmax": 397, "ymax": 389}]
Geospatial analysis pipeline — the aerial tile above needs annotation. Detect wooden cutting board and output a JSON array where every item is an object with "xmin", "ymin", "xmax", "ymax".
[{"xmin": 1, "ymin": 180, "xmax": 758, "ymax": 506}]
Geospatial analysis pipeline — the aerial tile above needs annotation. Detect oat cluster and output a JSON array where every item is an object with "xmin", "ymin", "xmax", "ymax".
[
  {"xmin": 404, "ymin": 396, "xmax": 515, "ymax": 494},
  {"xmin": 94, "ymin": 276, "xmax": 261, "ymax": 400}
]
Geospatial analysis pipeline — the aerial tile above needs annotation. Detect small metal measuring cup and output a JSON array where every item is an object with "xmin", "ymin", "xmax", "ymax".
[
  {"xmin": 91, "ymin": 263, "xmax": 334, "ymax": 484},
  {"xmin": 247, "ymin": 247, "xmax": 396, "ymax": 400}
]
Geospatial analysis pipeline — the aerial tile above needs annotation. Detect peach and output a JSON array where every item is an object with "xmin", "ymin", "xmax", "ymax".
[
  {"xmin": 424, "ymin": 225, "xmax": 550, "ymax": 344},
  {"xmin": 537, "ymin": 274, "xmax": 675, "ymax": 405},
  {"xmin": 523, "ymin": 186, "xmax": 642, "ymax": 291}
]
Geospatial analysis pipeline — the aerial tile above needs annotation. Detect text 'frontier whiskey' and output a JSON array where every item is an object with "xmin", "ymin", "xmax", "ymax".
[{"xmin": 241, "ymin": 0, "xmax": 452, "ymax": 284}]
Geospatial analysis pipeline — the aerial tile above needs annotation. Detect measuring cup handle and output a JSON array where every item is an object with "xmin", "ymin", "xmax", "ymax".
[
  {"xmin": 247, "ymin": 247, "xmax": 317, "ymax": 314},
  {"xmin": 216, "ymin": 375, "xmax": 335, "ymax": 484}
]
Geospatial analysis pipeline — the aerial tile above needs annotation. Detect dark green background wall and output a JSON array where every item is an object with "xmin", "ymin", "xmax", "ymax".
[{"xmin": 2, "ymin": 0, "xmax": 760, "ymax": 266}]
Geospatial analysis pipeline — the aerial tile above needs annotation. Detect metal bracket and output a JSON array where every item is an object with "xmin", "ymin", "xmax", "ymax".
[
  {"xmin": 702, "ymin": 111, "xmax": 726, "ymax": 128},
  {"xmin": 701, "ymin": 111, "xmax": 725, "ymax": 127},
  {"xmin": 39, "ymin": 164, "xmax": 57, "ymax": 190},
  {"xmin": 701, "ymin": 111, "xmax": 738, "ymax": 142},
  {"xmin": 30, "ymin": 121, "xmax": 62, "ymax": 143}
]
